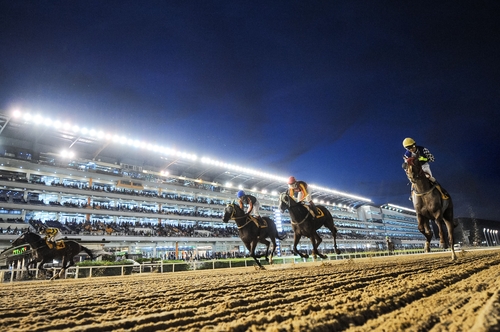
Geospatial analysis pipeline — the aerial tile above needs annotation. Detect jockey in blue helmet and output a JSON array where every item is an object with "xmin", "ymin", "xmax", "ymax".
[{"xmin": 236, "ymin": 190, "xmax": 261, "ymax": 220}]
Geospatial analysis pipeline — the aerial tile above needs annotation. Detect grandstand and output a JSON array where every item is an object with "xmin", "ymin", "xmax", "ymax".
[{"xmin": 0, "ymin": 111, "xmax": 428, "ymax": 260}]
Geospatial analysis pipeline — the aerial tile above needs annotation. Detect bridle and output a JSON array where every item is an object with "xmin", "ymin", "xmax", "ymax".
[
  {"xmin": 405, "ymin": 157, "xmax": 436, "ymax": 197},
  {"xmin": 279, "ymin": 192, "xmax": 310, "ymax": 225}
]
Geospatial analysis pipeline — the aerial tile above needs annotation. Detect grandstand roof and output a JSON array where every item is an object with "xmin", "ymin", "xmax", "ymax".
[{"xmin": 0, "ymin": 112, "xmax": 372, "ymax": 208}]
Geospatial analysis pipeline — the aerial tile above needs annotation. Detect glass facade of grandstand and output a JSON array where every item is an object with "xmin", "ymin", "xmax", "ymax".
[{"xmin": 0, "ymin": 112, "xmax": 429, "ymax": 259}]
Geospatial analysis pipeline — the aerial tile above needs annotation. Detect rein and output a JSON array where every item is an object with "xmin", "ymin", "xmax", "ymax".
[
  {"xmin": 413, "ymin": 184, "xmax": 436, "ymax": 197},
  {"xmin": 282, "ymin": 194, "xmax": 311, "ymax": 225},
  {"xmin": 406, "ymin": 160, "xmax": 437, "ymax": 197},
  {"xmin": 228, "ymin": 205, "xmax": 254, "ymax": 229}
]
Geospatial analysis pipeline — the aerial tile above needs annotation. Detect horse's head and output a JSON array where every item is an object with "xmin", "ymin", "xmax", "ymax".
[
  {"xmin": 12, "ymin": 230, "xmax": 40, "ymax": 247},
  {"xmin": 222, "ymin": 202, "xmax": 242, "ymax": 223},
  {"xmin": 278, "ymin": 192, "xmax": 292, "ymax": 213},
  {"xmin": 403, "ymin": 157, "xmax": 424, "ymax": 183}
]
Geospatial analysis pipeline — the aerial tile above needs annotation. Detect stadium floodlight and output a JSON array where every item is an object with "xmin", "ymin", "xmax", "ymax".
[
  {"xmin": 226, "ymin": 182, "xmax": 232, "ymax": 187},
  {"xmin": 387, "ymin": 203, "xmax": 416, "ymax": 213},
  {"xmin": 34, "ymin": 114, "xmax": 43, "ymax": 124},
  {"xmin": 60, "ymin": 150, "xmax": 75, "ymax": 159},
  {"xmin": 11, "ymin": 109, "xmax": 374, "ymax": 205},
  {"xmin": 23, "ymin": 113, "xmax": 33, "ymax": 121}
]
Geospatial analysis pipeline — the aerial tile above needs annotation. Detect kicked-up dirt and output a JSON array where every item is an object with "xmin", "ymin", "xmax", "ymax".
[{"xmin": 1, "ymin": 249, "xmax": 499, "ymax": 332}]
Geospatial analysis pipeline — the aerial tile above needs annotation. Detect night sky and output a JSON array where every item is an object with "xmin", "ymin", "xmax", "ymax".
[{"xmin": 1, "ymin": 1, "xmax": 499, "ymax": 220}]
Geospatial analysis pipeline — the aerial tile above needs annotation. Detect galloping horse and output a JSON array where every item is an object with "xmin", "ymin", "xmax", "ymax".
[
  {"xmin": 403, "ymin": 156, "xmax": 457, "ymax": 260},
  {"xmin": 222, "ymin": 202, "xmax": 286, "ymax": 269},
  {"xmin": 279, "ymin": 192, "xmax": 341, "ymax": 259},
  {"xmin": 12, "ymin": 230, "xmax": 95, "ymax": 279}
]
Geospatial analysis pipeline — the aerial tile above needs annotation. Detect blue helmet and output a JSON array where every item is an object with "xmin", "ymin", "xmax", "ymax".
[{"xmin": 237, "ymin": 190, "xmax": 245, "ymax": 198}]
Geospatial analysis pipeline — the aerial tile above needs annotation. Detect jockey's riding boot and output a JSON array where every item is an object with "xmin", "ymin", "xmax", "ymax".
[{"xmin": 309, "ymin": 202, "xmax": 317, "ymax": 217}]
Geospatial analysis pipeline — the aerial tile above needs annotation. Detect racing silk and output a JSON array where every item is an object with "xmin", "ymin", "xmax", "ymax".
[
  {"xmin": 404, "ymin": 146, "xmax": 435, "ymax": 164},
  {"xmin": 289, "ymin": 181, "xmax": 310, "ymax": 202},
  {"xmin": 43, "ymin": 228, "xmax": 59, "ymax": 237},
  {"xmin": 239, "ymin": 195, "xmax": 257, "ymax": 214}
]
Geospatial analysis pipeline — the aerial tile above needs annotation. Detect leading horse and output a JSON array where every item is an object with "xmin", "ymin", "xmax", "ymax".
[
  {"xmin": 278, "ymin": 192, "xmax": 341, "ymax": 259},
  {"xmin": 12, "ymin": 230, "xmax": 95, "ymax": 279},
  {"xmin": 403, "ymin": 156, "xmax": 457, "ymax": 260},
  {"xmin": 222, "ymin": 202, "xmax": 286, "ymax": 269}
]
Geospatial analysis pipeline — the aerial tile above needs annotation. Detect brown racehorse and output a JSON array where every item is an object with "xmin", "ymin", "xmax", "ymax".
[
  {"xmin": 11, "ymin": 230, "xmax": 95, "ymax": 279},
  {"xmin": 279, "ymin": 192, "xmax": 341, "ymax": 259},
  {"xmin": 403, "ymin": 157, "xmax": 457, "ymax": 260},
  {"xmin": 222, "ymin": 202, "xmax": 286, "ymax": 269}
]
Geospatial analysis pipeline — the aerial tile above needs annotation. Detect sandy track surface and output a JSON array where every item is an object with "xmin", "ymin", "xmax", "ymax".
[{"xmin": 1, "ymin": 249, "xmax": 500, "ymax": 332}]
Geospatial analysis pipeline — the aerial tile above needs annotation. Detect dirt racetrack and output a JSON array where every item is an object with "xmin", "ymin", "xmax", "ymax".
[{"xmin": 1, "ymin": 249, "xmax": 500, "ymax": 332}]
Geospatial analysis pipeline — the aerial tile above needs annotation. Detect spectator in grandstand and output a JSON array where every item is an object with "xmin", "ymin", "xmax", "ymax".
[
  {"xmin": 287, "ymin": 176, "xmax": 317, "ymax": 217},
  {"xmin": 40, "ymin": 225, "xmax": 62, "ymax": 249},
  {"xmin": 236, "ymin": 190, "xmax": 263, "ymax": 225}
]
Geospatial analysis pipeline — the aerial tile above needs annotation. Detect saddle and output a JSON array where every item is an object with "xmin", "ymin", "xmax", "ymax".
[
  {"xmin": 249, "ymin": 216, "xmax": 267, "ymax": 228},
  {"xmin": 423, "ymin": 173, "xmax": 449, "ymax": 200},
  {"xmin": 304, "ymin": 205, "xmax": 324, "ymax": 218},
  {"xmin": 435, "ymin": 184, "xmax": 449, "ymax": 200},
  {"xmin": 46, "ymin": 240, "xmax": 66, "ymax": 250}
]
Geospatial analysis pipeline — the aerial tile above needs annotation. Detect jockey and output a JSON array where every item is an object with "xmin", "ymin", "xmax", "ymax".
[
  {"xmin": 403, "ymin": 138, "xmax": 448, "ymax": 200},
  {"xmin": 402, "ymin": 138, "xmax": 435, "ymax": 182},
  {"xmin": 40, "ymin": 226, "xmax": 62, "ymax": 249},
  {"xmin": 288, "ymin": 176, "xmax": 317, "ymax": 217},
  {"xmin": 236, "ymin": 190, "xmax": 263, "ymax": 224}
]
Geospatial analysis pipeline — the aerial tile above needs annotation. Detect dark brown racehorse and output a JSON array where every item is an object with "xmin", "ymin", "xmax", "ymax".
[
  {"xmin": 403, "ymin": 157, "xmax": 457, "ymax": 260},
  {"xmin": 11, "ymin": 230, "xmax": 95, "ymax": 279},
  {"xmin": 222, "ymin": 202, "xmax": 286, "ymax": 269},
  {"xmin": 278, "ymin": 192, "xmax": 341, "ymax": 259}
]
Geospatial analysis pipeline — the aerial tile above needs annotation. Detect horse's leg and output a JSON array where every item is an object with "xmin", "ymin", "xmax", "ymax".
[
  {"xmin": 37, "ymin": 258, "xmax": 49, "ymax": 279},
  {"xmin": 246, "ymin": 240, "xmax": 262, "ymax": 269},
  {"xmin": 293, "ymin": 233, "xmax": 308, "ymax": 259},
  {"xmin": 325, "ymin": 218, "xmax": 341, "ymax": 255},
  {"xmin": 312, "ymin": 233, "xmax": 327, "ymax": 259},
  {"xmin": 258, "ymin": 238, "xmax": 271, "ymax": 263},
  {"xmin": 54, "ymin": 255, "xmax": 71, "ymax": 280},
  {"xmin": 443, "ymin": 207, "xmax": 457, "ymax": 260},
  {"xmin": 25, "ymin": 258, "xmax": 37, "ymax": 277},
  {"xmin": 330, "ymin": 226, "xmax": 341, "ymax": 255},
  {"xmin": 417, "ymin": 215, "xmax": 433, "ymax": 252},
  {"xmin": 269, "ymin": 237, "xmax": 277, "ymax": 265},
  {"xmin": 434, "ymin": 216, "xmax": 448, "ymax": 250}
]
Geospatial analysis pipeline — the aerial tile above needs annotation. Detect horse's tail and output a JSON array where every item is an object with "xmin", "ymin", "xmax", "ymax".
[
  {"xmin": 277, "ymin": 232, "xmax": 287, "ymax": 241},
  {"xmin": 80, "ymin": 245, "xmax": 95, "ymax": 260},
  {"xmin": 265, "ymin": 217, "xmax": 287, "ymax": 241}
]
